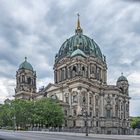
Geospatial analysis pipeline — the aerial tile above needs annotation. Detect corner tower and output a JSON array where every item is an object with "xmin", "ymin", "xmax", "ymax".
[
  {"xmin": 117, "ymin": 73, "xmax": 129, "ymax": 95},
  {"xmin": 15, "ymin": 57, "xmax": 36, "ymax": 100}
]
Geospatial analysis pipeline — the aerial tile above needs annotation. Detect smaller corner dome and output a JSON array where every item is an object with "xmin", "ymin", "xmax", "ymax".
[
  {"xmin": 117, "ymin": 73, "xmax": 128, "ymax": 82},
  {"xmin": 71, "ymin": 48, "xmax": 86, "ymax": 58},
  {"xmin": 19, "ymin": 57, "xmax": 33, "ymax": 71}
]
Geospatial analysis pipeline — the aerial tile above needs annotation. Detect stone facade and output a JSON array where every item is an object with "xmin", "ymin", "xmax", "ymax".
[{"xmin": 15, "ymin": 17, "xmax": 130, "ymax": 134}]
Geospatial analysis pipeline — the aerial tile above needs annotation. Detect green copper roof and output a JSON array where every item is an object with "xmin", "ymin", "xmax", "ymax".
[
  {"xmin": 55, "ymin": 17, "xmax": 105, "ymax": 62},
  {"xmin": 71, "ymin": 48, "xmax": 86, "ymax": 57},
  {"xmin": 19, "ymin": 57, "xmax": 33, "ymax": 71},
  {"xmin": 117, "ymin": 74, "xmax": 128, "ymax": 82},
  {"xmin": 55, "ymin": 33, "xmax": 103, "ymax": 62},
  {"xmin": 56, "ymin": 33, "xmax": 103, "ymax": 60}
]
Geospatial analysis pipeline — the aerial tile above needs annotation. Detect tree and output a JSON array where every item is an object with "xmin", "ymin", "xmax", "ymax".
[
  {"xmin": 10, "ymin": 99, "xmax": 32, "ymax": 129},
  {"xmin": 0, "ymin": 98, "xmax": 64, "ymax": 130},
  {"xmin": 0, "ymin": 103, "xmax": 13, "ymax": 128},
  {"xmin": 130, "ymin": 117, "xmax": 140, "ymax": 129},
  {"xmin": 32, "ymin": 98, "xmax": 64, "ymax": 127}
]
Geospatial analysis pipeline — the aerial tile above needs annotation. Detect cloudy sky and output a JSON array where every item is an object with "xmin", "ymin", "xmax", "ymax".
[{"xmin": 0, "ymin": 0, "xmax": 140, "ymax": 116}]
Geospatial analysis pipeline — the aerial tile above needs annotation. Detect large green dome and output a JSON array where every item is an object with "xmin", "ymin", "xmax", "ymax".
[
  {"xmin": 19, "ymin": 57, "xmax": 33, "ymax": 71},
  {"xmin": 55, "ymin": 18, "xmax": 103, "ymax": 62}
]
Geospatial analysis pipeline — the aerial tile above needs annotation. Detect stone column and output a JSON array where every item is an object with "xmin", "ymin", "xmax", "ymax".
[
  {"xmin": 54, "ymin": 70, "xmax": 56, "ymax": 83},
  {"xmin": 113, "ymin": 96, "xmax": 116, "ymax": 117},
  {"xmin": 57, "ymin": 70, "xmax": 59, "ymax": 82},
  {"xmin": 93, "ymin": 93, "xmax": 95, "ymax": 117},
  {"xmin": 65, "ymin": 67, "xmax": 67, "ymax": 79},
  {"xmin": 103, "ymin": 70, "xmax": 105, "ymax": 83},
  {"xmin": 100, "ymin": 92, "xmax": 104, "ymax": 117},
  {"xmin": 69, "ymin": 89, "xmax": 72, "ymax": 116},
  {"xmin": 105, "ymin": 70, "xmax": 107, "ymax": 84},
  {"xmin": 77, "ymin": 90, "xmax": 81, "ymax": 115},
  {"xmin": 87, "ymin": 91, "xmax": 90, "ymax": 115},
  {"xmin": 59, "ymin": 69, "xmax": 62, "ymax": 82},
  {"xmin": 87, "ymin": 63, "xmax": 90, "ymax": 78}
]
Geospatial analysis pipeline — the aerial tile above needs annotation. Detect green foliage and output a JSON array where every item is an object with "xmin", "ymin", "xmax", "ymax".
[
  {"xmin": 0, "ymin": 103, "xmax": 13, "ymax": 127},
  {"xmin": 130, "ymin": 117, "xmax": 140, "ymax": 129},
  {"xmin": 0, "ymin": 98, "xmax": 64, "ymax": 129}
]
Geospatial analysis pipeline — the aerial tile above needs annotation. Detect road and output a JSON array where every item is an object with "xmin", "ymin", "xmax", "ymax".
[{"xmin": 0, "ymin": 130, "xmax": 140, "ymax": 140}]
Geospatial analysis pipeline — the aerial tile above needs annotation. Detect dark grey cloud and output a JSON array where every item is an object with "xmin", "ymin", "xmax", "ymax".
[{"xmin": 123, "ymin": 0, "xmax": 140, "ymax": 2}]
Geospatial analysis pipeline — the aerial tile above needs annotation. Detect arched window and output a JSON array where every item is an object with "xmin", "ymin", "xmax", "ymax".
[
  {"xmin": 27, "ymin": 77, "xmax": 31, "ymax": 84},
  {"xmin": 96, "ymin": 121, "xmax": 99, "ymax": 127},
  {"xmin": 82, "ymin": 66, "xmax": 85, "ymax": 71},
  {"xmin": 73, "ymin": 95, "xmax": 77, "ymax": 103},
  {"xmin": 72, "ymin": 66, "xmax": 77, "ymax": 77},
  {"xmin": 22, "ymin": 75, "xmax": 25, "ymax": 83},
  {"xmin": 95, "ymin": 98, "xmax": 98, "ymax": 106},
  {"xmin": 84, "ymin": 121, "xmax": 87, "ymax": 127},
  {"xmin": 73, "ymin": 120, "xmax": 76, "ymax": 127},
  {"xmin": 106, "ymin": 110, "xmax": 111, "ymax": 118},
  {"xmin": 73, "ymin": 110, "xmax": 77, "ymax": 116},
  {"xmin": 65, "ymin": 96, "xmax": 69, "ymax": 103},
  {"xmin": 64, "ymin": 110, "xmax": 67, "ymax": 116},
  {"xmin": 89, "ymin": 96, "xmax": 92, "ymax": 104},
  {"xmin": 83, "ymin": 96, "xmax": 86, "ymax": 103},
  {"xmin": 90, "ymin": 65, "xmax": 94, "ymax": 74},
  {"xmin": 91, "ymin": 121, "xmax": 93, "ymax": 127},
  {"xmin": 82, "ymin": 66, "xmax": 85, "ymax": 77},
  {"xmin": 65, "ymin": 120, "xmax": 67, "ymax": 127},
  {"xmin": 61, "ymin": 69, "xmax": 65, "ymax": 81},
  {"xmin": 121, "ymin": 103, "xmax": 123, "ymax": 111},
  {"xmin": 90, "ymin": 112, "xmax": 92, "ymax": 116},
  {"xmin": 96, "ymin": 109, "xmax": 99, "ymax": 117}
]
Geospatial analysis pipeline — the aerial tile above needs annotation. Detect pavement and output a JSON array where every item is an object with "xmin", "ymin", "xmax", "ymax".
[{"xmin": 0, "ymin": 130, "xmax": 140, "ymax": 140}]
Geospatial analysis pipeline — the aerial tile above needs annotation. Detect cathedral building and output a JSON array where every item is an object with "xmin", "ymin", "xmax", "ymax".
[{"xmin": 15, "ymin": 16, "xmax": 130, "ymax": 134}]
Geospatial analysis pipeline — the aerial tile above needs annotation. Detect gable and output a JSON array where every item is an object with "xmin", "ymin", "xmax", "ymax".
[{"xmin": 44, "ymin": 83, "xmax": 60, "ymax": 92}]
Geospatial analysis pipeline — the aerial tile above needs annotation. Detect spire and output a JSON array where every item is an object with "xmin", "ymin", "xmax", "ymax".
[
  {"xmin": 121, "ymin": 72, "xmax": 123, "ymax": 76},
  {"xmin": 75, "ymin": 13, "xmax": 83, "ymax": 34},
  {"xmin": 77, "ymin": 13, "xmax": 81, "ymax": 30}
]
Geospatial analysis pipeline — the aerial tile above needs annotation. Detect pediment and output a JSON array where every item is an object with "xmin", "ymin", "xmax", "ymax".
[{"xmin": 44, "ymin": 83, "xmax": 60, "ymax": 92}]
